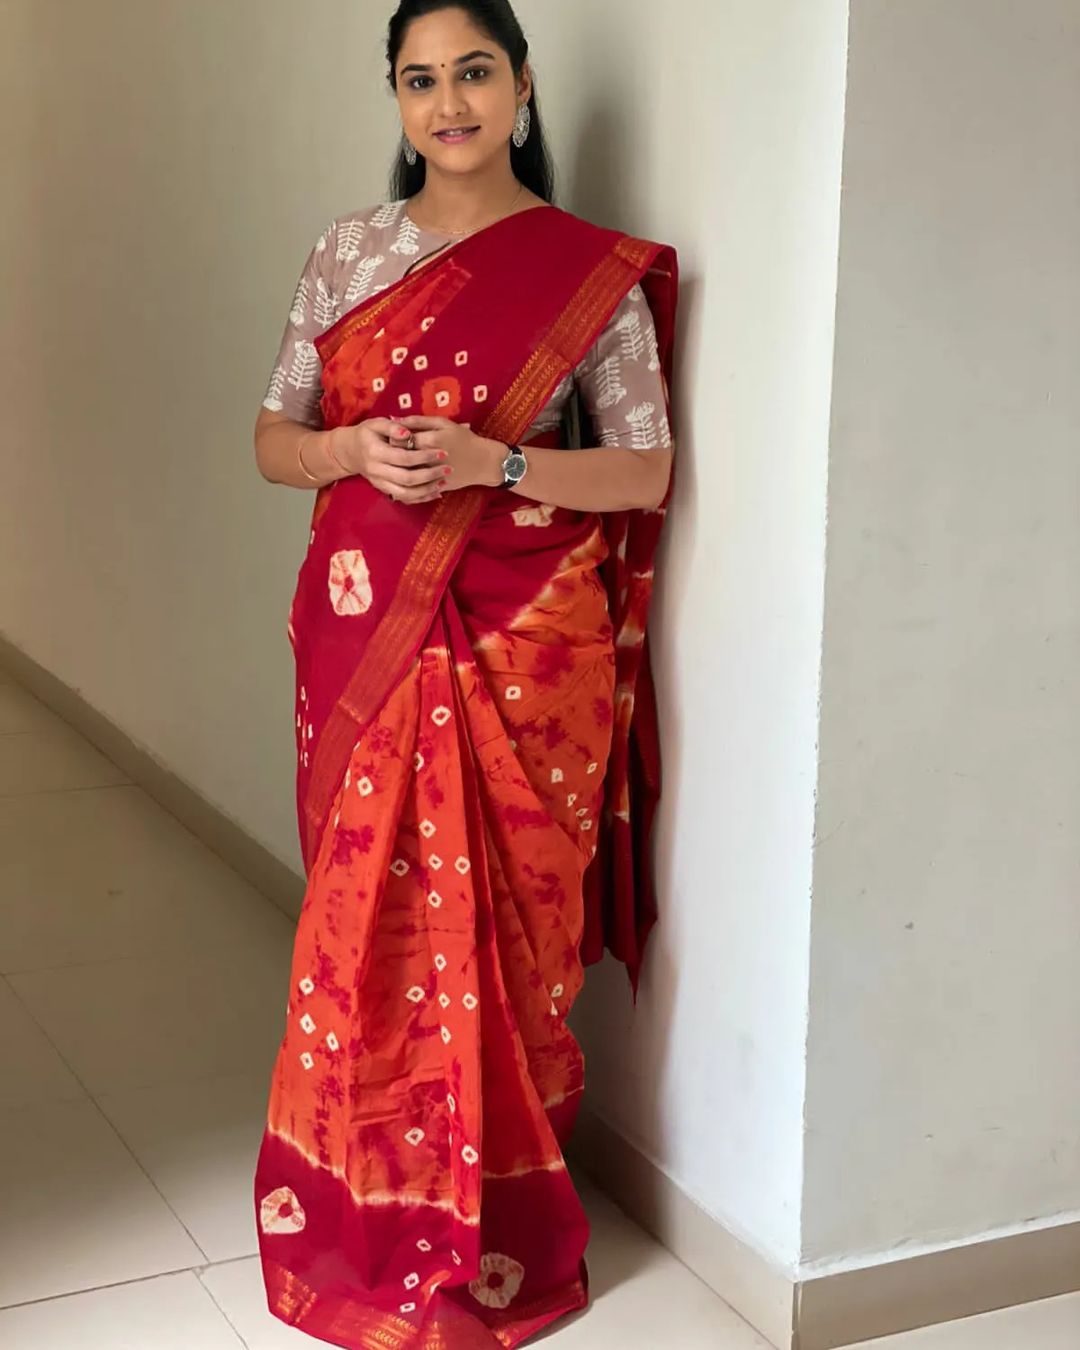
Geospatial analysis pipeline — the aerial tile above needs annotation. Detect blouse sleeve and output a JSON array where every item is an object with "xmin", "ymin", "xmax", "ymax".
[
  {"xmin": 261, "ymin": 222, "xmax": 338, "ymax": 429},
  {"xmin": 575, "ymin": 285, "xmax": 672, "ymax": 450}
]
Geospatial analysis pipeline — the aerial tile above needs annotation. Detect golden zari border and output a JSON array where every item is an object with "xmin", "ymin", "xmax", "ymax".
[{"xmin": 266, "ymin": 1260, "xmax": 587, "ymax": 1350}]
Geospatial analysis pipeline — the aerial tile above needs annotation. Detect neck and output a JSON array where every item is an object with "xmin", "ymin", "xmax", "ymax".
[{"xmin": 411, "ymin": 158, "xmax": 524, "ymax": 233}]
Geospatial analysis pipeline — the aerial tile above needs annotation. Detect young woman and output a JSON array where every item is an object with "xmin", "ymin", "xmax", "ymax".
[{"xmin": 252, "ymin": 2, "xmax": 677, "ymax": 1345}]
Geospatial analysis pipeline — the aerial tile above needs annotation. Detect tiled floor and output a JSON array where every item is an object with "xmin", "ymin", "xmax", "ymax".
[{"xmin": 1, "ymin": 670, "xmax": 1077, "ymax": 1348}]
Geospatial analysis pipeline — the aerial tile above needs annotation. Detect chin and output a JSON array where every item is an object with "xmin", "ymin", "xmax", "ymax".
[{"xmin": 425, "ymin": 142, "xmax": 500, "ymax": 175}]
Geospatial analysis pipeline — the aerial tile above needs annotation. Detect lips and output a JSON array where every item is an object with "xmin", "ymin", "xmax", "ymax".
[{"xmin": 435, "ymin": 127, "xmax": 480, "ymax": 144}]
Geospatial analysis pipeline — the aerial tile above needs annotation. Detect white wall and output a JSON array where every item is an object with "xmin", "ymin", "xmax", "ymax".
[
  {"xmin": 803, "ymin": 0, "xmax": 1080, "ymax": 1270},
  {"xmin": 0, "ymin": 0, "xmax": 399, "ymax": 866},
  {"xmin": 519, "ymin": 0, "xmax": 848, "ymax": 1269},
  {"xmin": 1, "ymin": 0, "xmax": 849, "ymax": 1275}
]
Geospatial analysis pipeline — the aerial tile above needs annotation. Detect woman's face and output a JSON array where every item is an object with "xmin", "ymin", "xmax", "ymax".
[{"xmin": 394, "ymin": 7, "xmax": 530, "ymax": 178}]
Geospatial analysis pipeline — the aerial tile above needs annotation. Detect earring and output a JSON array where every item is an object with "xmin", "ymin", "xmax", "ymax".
[
  {"xmin": 512, "ymin": 103, "xmax": 531, "ymax": 149},
  {"xmin": 403, "ymin": 136, "xmax": 418, "ymax": 166}
]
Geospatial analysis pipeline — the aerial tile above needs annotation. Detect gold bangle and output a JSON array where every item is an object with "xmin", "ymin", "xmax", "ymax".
[{"xmin": 297, "ymin": 435, "xmax": 323, "ymax": 486}]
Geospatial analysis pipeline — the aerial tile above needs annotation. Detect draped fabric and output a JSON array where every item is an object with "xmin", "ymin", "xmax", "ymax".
[{"xmin": 255, "ymin": 205, "xmax": 678, "ymax": 1348}]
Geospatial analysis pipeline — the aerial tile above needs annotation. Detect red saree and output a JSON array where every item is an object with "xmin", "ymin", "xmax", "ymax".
[{"xmin": 255, "ymin": 205, "xmax": 678, "ymax": 1349}]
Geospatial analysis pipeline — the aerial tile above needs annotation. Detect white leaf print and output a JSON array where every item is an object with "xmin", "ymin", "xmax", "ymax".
[
  {"xmin": 628, "ymin": 283, "xmax": 645, "ymax": 303},
  {"xmin": 288, "ymin": 340, "xmax": 320, "ymax": 391},
  {"xmin": 264, "ymin": 365, "xmax": 287, "ymax": 413},
  {"xmin": 371, "ymin": 201, "xmax": 404, "ymax": 230},
  {"xmin": 289, "ymin": 277, "xmax": 310, "ymax": 327},
  {"xmin": 646, "ymin": 319, "xmax": 661, "ymax": 372},
  {"xmin": 345, "ymin": 255, "xmax": 385, "ymax": 306},
  {"xmin": 314, "ymin": 278, "xmax": 340, "ymax": 328},
  {"xmin": 391, "ymin": 216, "xmax": 421, "ymax": 257},
  {"xmin": 624, "ymin": 401, "xmax": 659, "ymax": 450},
  {"xmin": 597, "ymin": 426, "xmax": 622, "ymax": 448},
  {"xmin": 615, "ymin": 309, "xmax": 646, "ymax": 362},
  {"xmin": 658, "ymin": 412, "xmax": 673, "ymax": 448},
  {"xmin": 594, "ymin": 355, "xmax": 628, "ymax": 411},
  {"xmin": 315, "ymin": 229, "xmax": 329, "ymax": 254},
  {"xmin": 337, "ymin": 218, "xmax": 367, "ymax": 263}
]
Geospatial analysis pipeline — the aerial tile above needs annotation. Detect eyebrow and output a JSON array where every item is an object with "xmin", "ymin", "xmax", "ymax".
[{"xmin": 400, "ymin": 50, "xmax": 497, "ymax": 74}]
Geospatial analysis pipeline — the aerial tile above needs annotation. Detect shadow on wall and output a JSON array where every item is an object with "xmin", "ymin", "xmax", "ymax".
[{"xmin": 560, "ymin": 80, "xmax": 710, "ymax": 1219}]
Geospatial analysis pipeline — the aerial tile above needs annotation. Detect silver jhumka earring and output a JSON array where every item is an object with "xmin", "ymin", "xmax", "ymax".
[
  {"xmin": 403, "ymin": 137, "xmax": 418, "ymax": 166},
  {"xmin": 512, "ymin": 104, "xmax": 531, "ymax": 149}
]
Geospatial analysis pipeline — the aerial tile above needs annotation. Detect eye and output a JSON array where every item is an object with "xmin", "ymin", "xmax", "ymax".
[
  {"xmin": 462, "ymin": 66, "xmax": 490, "ymax": 81},
  {"xmin": 407, "ymin": 75, "xmax": 435, "ymax": 91}
]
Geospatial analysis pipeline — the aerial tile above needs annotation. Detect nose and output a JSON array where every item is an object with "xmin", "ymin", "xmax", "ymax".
[{"xmin": 435, "ymin": 78, "xmax": 470, "ymax": 122}]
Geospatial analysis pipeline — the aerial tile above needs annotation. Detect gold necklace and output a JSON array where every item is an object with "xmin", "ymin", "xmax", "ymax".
[{"xmin": 411, "ymin": 182, "xmax": 525, "ymax": 239}]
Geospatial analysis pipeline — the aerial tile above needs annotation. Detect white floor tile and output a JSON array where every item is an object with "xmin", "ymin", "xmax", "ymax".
[
  {"xmin": 0, "ymin": 784, "xmax": 296, "ymax": 974},
  {"xmin": 0, "ymin": 977, "xmax": 86, "ymax": 1112},
  {"xmin": 96, "ymin": 1071, "xmax": 271, "ymax": 1263},
  {"xmin": 546, "ymin": 1183, "xmax": 774, "ymax": 1348},
  {"xmin": 199, "ymin": 1186, "xmax": 773, "ymax": 1350},
  {"xmin": 0, "ymin": 1270, "xmax": 244, "ymax": 1348},
  {"xmin": 0, "ymin": 684, "xmax": 65, "ymax": 736},
  {"xmin": 853, "ymin": 1290, "xmax": 1080, "ymax": 1348},
  {"xmin": 8, "ymin": 943, "xmax": 292, "ymax": 1096},
  {"xmin": 0, "ymin": 1097, "xmax": 204, "ymax": 1307},
  {"xmin": 0, "ymin": 723, "xmax": 129, "ymax": 797}
]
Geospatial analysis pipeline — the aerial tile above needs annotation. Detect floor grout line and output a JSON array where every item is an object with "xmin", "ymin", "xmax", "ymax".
[
  {"xmin": 1, "ymin": 976, "xmax": 215, "ymax": 1271},
  {"xmin": 0, "ymin": 1265, "xmax": 211, "ymax": 1314},
  {"xmin": 196, "ymin": 1266, "xmax": 254, "ymax": 1349}
]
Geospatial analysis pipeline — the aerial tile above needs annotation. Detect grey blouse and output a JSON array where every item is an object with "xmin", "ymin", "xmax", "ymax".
[{"xmin": 263, "ymin": 201, "xmax": 671, "ymax": 450}]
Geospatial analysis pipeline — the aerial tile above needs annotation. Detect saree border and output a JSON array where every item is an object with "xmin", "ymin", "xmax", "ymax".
[
  {"xmin": 264, "ymin": 1258, "xmax": 588, "ymax": 1350},
  {"xmin": 302, "ymin": 234, "xmax": 664, "ymax": 865}
]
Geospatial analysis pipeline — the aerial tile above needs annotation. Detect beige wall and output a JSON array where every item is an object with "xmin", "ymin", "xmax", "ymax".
[
  {"xmin": 804, "ymin": 0, "xmax": 1080, "ymax": 1270},
  {"xmin": 1, "ymin": 0, "xmax": 848, "ymax": 1273},
  {"xmin": 0, "ymin": 1, "xmax": 397, "ymax": 865}
]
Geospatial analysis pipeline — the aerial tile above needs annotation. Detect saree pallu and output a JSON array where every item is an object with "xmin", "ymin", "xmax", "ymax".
[{"xmin": 255, "ymin": 206, "xmax": 678, "ymax": 1349}]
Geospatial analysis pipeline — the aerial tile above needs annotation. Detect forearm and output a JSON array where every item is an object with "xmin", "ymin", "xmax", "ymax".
[
  {"xmin": 255, "ymin": 417, "xmax": 349, "ymax": 489},
  {"xmin": 479, "ymin": 440, "xmax": 672, "ymax": 513}
]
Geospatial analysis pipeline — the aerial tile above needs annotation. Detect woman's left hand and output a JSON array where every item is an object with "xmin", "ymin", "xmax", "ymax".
[{"xmin": 397, "ymin": 417, "xmax": 502, "ymax": 492}]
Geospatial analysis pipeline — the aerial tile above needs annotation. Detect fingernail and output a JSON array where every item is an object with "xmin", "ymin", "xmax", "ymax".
[
  {"xmin": 438, "ymin": 451, "xmax": 448, "ymax": 461},
  {"xmin": 443, "ymin": 468, "xmax": 453, "ymax": 477}
]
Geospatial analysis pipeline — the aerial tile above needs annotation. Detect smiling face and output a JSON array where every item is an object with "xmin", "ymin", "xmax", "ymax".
[{"xmin": 394, "ymin": 6, "xmax": 531, "ymax": 177}]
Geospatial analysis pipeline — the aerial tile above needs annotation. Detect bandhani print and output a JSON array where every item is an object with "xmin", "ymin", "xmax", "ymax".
[{"xmin": 255, "ymin": 205, "xmax": 678, "ymax": 1349}]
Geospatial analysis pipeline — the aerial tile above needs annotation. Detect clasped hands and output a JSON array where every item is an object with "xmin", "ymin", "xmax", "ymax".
[{"xmin": 329, "ymin": 416, "xmax": 503, "ymax": 504}]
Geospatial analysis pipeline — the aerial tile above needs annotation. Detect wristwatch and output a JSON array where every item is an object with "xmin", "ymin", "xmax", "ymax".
[{"xmin": 498, "ymin": 444, "xmax": 528, "ymax": 490}]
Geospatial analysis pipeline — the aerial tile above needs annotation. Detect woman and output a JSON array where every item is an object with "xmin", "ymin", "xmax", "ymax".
[{"xmin": 252, "ymin": 2, "xmax": 677, "ymax": 1345}]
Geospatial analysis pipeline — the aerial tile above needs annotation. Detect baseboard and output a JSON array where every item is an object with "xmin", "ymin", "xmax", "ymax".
[
  {"xmin": 571, "ymin": 1106, "xmax": 1080, "ymax": 1350},
  {"xmin": 570, "ymin": 1106, "xmax": 798, "ymax": 1348},
  {"xmin": 0, "ymin": 635, "xmax": 306, "ymax": 925},
  {"xmin": 5, "ymin": 638, "xmax": 1079, "ymax": 1349},
  {"xmin": 795, "ymin": 1218, "xmax": 1080, "ymax": 1350}
]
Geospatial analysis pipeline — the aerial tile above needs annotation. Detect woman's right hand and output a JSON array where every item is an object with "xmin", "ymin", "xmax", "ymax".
[{"xmin": 330, "ymin": 419, "xmax": 450, "ymax": 504}]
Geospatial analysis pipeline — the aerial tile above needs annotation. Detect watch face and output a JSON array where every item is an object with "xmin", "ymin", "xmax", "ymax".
[{"xmin": 503, "ymin": 451, "xmax": 527, "ymax": 484}]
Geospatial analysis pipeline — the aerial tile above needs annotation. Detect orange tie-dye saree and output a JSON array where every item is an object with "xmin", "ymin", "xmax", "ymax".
[{"xmin": 255, "ymin": 205, "xmax": 678, "ymax": 1349}]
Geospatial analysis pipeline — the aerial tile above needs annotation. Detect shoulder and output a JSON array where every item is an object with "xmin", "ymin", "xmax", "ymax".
[
  {"xmin": 535, "ymin": 208, "xmax": 675, "ymax": 278},
  {"xmin": 312, "ymin": 202, "xmax": 411, "ymax": 257}
]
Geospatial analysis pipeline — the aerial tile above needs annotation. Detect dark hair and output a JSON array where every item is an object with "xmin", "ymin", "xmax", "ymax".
[{"xmin": 387, "ymin": 0, "xmax": 555, "ymax": 203}]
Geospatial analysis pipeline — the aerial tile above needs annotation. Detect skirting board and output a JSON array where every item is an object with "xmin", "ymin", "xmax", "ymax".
[
  {"xmin": 571, "ymin": 1107, "xmax": 1080, "ymax": 1350},
  {"xmin": 5, "ymin": 638, "xmax": 1080, "ymax": 1349},
  {"xmin": 0, "ymin": 634, "xmax": 306, "ymax": 926}
]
